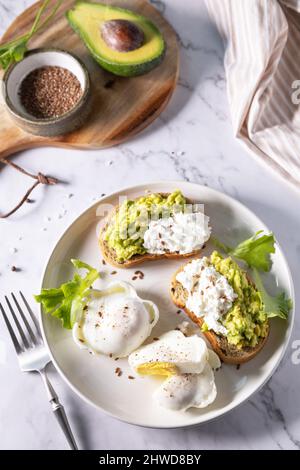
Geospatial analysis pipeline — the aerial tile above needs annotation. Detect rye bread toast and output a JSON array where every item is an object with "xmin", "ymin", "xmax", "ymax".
[
  {"xmin": 170, "ymin": 262, "xmax": 269, "ymax": 364},
  {"xmin": 99, "ymin": 193, "xmax": 207, "ymax": 268}
]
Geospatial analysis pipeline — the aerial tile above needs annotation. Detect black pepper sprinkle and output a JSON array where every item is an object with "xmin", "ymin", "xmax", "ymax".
[{"xmin": 19, "ymin": 66, "xmax": 83, "ymax": 119}]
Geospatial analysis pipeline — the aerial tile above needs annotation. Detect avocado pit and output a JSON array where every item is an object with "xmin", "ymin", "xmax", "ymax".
[{"xmin": 101, "ymin": 19, "xmax": 145, "ymax": 52}]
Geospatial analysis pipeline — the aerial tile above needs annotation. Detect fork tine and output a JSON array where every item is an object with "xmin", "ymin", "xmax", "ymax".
[
  {"xmin": 0, "ymin": 303, "xmax": 23, "ymax": 354},
  {"xmin": 5, "ymin": 296, "xmax": 31, "ymax": 349},
  {"xmin": 11, "ymin": 293, "xmax": 38, "ymax": 345},
  {"xmin": 19, "ymin": 291, "xmax": 42, "ymax": 337}
]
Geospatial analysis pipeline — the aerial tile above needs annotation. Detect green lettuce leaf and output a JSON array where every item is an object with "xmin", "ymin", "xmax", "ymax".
[
  {"xmin": 253, "ymin": 269, "xmax": 292, "ymax": 320},
  {"xmin": 35, "ymin": 259, "xmax": 99, "ymax": 329},
  {"xmin": 212, "ymin": 231, "xmax": 275, "ymax": 272}
]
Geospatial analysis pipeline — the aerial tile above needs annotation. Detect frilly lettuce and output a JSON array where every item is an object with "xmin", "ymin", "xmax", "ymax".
[
  {"xmin": 253, "ymin": 269, "xmax": 292, "ymax": 320},
  {"xmin": 35, "ymin": 259, "xmax": 99, "ymax": 329},
  {"xmin": 212, "ymin": 230, "xmax": 275, "ymax": 272}
]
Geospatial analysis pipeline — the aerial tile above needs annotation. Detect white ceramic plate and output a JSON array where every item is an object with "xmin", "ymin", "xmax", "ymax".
[{"xmin": 39, "ymin": 181, "xmax": 295, "ymax": 428}]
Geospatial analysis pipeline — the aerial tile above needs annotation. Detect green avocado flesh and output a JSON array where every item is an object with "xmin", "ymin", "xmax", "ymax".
[
  {"xmin": 104, "ymin": 190, "xmax": 186, "ymax": 262},
  {"xmin": 66, "ymin": 2, "xmax": 165, "ymax": 76},
  {"xmin": 206, "ymin": 251, "xmax": 268, "ymax": 349}
]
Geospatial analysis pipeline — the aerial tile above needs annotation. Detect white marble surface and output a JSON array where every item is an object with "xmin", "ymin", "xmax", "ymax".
[{"xmin": 0, "ymin": 0, "xmax": 299, "ymax": 450}]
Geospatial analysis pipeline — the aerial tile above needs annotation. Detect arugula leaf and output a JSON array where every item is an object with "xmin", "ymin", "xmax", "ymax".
[
  {"xmin": 253, "ymin": 269, "xmax": 292, "ymax": 320},
  {"xmin": 35, "ymin": 259, "xmax": 99, "ymax": 329},
  {"xmin": 0, "ymin": 0, "xmax": 62, "ymax": 70},
  {"xmin": 212, "ymin": 231, "xmax": 275, "ymax": 272}
]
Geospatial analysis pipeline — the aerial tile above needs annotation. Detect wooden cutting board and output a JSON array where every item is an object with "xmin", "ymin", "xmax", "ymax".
[{"xmin": 0, "ymin": 0, "xmax": 179, "ymax": 158}]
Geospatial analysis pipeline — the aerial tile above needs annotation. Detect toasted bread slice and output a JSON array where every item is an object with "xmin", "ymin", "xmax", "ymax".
[
  {"xmin": 170, "ymin": 263, "xmax": 269, "ymax": 364},
  {"xmin": 99, "ymin": 193, "xmax": 207, "ymax": 269}
]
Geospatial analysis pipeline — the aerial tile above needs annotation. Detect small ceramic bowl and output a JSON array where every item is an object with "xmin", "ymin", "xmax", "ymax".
[{"xmin": 2, "ymin": 48, "xmax": 91, "ymax": 137}]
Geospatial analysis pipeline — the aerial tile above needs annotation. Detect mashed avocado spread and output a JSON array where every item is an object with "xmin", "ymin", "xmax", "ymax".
[
  {"xmin": 208, "ymin": 251, "xmax": 268, "ymax": 349},
  {"xmin": 104, "ymin": 191, "xmax": 186, "ymax": 262}
]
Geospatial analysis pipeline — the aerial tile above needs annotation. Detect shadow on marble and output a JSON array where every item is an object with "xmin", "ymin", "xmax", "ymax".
[{"xmin": 132, "ymin": 3, "xmax": 226, "ymax": 142}]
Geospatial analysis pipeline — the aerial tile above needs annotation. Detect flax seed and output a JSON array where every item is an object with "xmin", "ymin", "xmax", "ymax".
[{"xmin": 19, "ymin": 66, "xmax": 83, "ymax": 119}]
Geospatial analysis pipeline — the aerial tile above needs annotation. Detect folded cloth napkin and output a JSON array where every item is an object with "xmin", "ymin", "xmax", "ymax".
[{"xmin": 205, "ymin": 0, "xmax": 300, "ymax": 189}]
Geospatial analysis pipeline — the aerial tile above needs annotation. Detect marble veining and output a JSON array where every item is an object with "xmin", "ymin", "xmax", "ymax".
[{"xmin": 0, "ymin": 0, "xmax": 300, "ymax": 450}]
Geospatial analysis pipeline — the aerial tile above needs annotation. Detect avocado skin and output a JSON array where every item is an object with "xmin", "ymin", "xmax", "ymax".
[{"xmin": 66, "ymin": 3, "xmax": 166, "ymax": 77}]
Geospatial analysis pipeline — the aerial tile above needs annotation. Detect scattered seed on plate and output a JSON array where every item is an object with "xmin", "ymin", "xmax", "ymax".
[
  {"xmin": 114, "ymin": 357, "xmax": 119, "ymax": 361},
  {"xmin": 132, "ymin": 276, "xmax": 137, "ymax": 281},
  {"xmin": 128, "ymin": 375, "xmax": 135, "ymax": 380},
  {"xmin": 11, "ymin": 266, "xmax": 18, "ymax": 272},
  {"xmin": 236, "ymin": 364, "xmax": 241, "ymax": 370},
  {"xmin": 26, "ymin": 198, "xmax": 34, "ymax": 203},
  {"xmin": 134, "ymin": 270, "xmax": 144, "ymax": 279},
  {"xmin": 111, "ymin": 270, "xmax": 117, "ymax": 275},
  {"xmin": 115, "ymin": 367, "xmax": 122, "ymax": 377},
  {"xmin": 176, "ymin": 310, "xmax": 182, "ymax": 315},
  {"xmin": 153, "ymin": 337, "xmax": 159, "ymax": 341},
  {"xmin": 102, "ymin": 259, "xmax": 106, "ymax": 265}
]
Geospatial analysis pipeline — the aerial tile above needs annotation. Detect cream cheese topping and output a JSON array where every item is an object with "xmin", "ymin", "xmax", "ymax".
[
  {"xmin": 176, "ymin": 258, "xmax": 237, "ymax": 335},
  {"xmin": 143, "ymin": 212, "xmax": 211, "ymax": 255}
]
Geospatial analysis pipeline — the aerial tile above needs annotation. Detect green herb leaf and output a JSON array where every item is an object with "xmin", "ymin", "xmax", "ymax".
[
  {"xmin": 253, "ymin": 269, "xmax": 292, "ymax": 320},
  {"xmin": 212, "ymin": 231, "xmax": 275, "ymax": 272},
  {"xmin": 35, "ymin": 259, "xmax": 99, "ymax": 329},
  {"xmin": 11, "ymin": 43, "xmax": 28, "ymax": 63},
  {"xmin": 0, "ymin": 0, "xmax": 62, "ymax": 70}
]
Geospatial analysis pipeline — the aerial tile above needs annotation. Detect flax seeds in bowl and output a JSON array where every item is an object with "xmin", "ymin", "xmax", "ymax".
[
  {"xmin": 2, "ymin": 48, "xmax": 91, "ymax": 137},
  {"xmin": 19, "ymin": 66, "xmax": 83, "ymax": 119}
]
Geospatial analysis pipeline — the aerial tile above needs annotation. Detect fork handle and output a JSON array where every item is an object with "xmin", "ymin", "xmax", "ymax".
[{"xmin": 39, "ymin": 370, "xmax": 78, "ymax": 450}]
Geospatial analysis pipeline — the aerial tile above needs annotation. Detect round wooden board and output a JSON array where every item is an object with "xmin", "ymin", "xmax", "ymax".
[{"xmin": 0, "ymin": 0, "xmax": 179, "ymax": 158}]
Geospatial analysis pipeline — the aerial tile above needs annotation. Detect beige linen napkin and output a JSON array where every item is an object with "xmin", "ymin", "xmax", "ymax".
[{"xmin": 205, "ymin": 0, "xmax": 300, "ymax": 189}]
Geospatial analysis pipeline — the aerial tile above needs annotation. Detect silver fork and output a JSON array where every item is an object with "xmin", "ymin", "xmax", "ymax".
[{"xmin": 0, "ymin": 292, "xmax": 78, "ymax": 450}]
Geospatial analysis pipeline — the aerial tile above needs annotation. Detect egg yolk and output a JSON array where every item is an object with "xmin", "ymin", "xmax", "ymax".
[{"xmin": 136, "ymin": 362, "xmax": 178, "ymax": 377}]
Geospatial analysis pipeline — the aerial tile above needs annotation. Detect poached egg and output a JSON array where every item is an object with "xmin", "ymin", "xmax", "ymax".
[
  {"xmin": 129, "ymin": 330, "xmax": 209, "ymax": 375},
  {"xmin": 128, "ymin": 329, "xmax": 220, "ymax": 411},
  {"xmin": 73, "ymin": 281, "xmax": 159, "ymax": 357}
]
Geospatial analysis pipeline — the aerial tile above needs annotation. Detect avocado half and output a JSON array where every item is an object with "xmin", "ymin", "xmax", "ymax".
[{"xmin": 66, "ymin": 2, "xmax": 166, "ymax": 77}]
